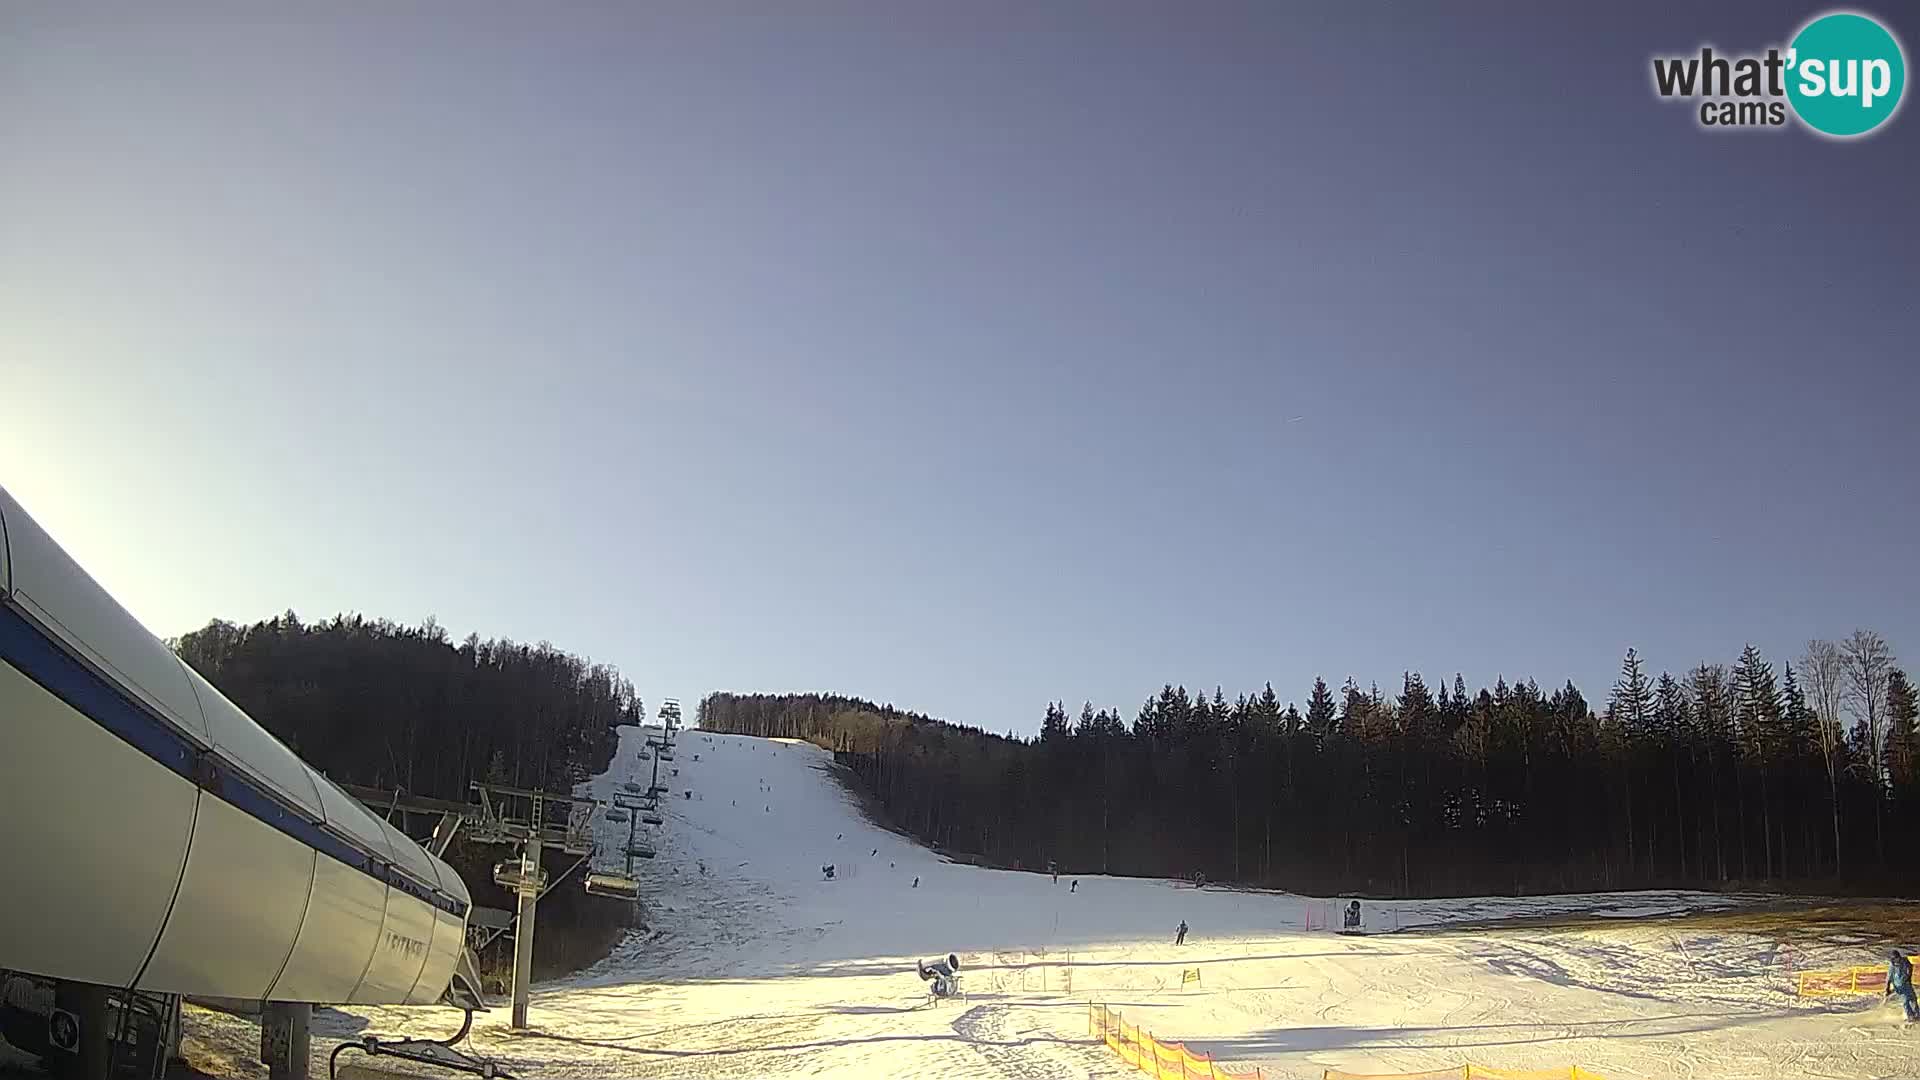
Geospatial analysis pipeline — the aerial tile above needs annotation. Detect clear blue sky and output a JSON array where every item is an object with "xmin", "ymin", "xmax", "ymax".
[{"xmin": 3, "ymin": 3, "xmax": 1914, "ymax": 733}]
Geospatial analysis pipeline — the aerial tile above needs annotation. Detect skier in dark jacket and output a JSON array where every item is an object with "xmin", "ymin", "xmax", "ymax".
[
  {"xmin": 1175, "ymin": 920, "xmax": 1188, "ymax": 946},
  {"xmin": 1887, "ymin": 949, "xmax": 1917, "ymax": 1021}
]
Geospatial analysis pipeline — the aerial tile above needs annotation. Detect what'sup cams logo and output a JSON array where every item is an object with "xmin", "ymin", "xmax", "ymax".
[{"xmin": 1652, "ymin": 10, "xmax": 1906, "ymax": 137}]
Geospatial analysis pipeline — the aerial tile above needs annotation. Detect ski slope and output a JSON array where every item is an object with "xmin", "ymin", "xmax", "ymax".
[{"xmin": 180, "ymin": 725, "xmax": 1915, "ymax": 1079}]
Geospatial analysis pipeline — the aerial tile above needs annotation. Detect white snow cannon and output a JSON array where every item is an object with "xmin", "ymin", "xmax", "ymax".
[{"xmin": 915, "ymin": 954, "xmax": 961, "ymax": 998}]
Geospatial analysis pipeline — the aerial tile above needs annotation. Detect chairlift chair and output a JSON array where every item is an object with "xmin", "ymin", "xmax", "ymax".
[
  {"xmin": 605, "ymin": 808, "xmax": 629, "ymax": 823},
  {"xmin": 626, "ymin": 842, "xmax": 657, "ymax": 859},
  {"xmin": 583, "ymin": 871, "xmax": 640, "ymax": 900},
  {"xmin": 491, "ymin": 860, "xmax": 546, "ymax": 893},
  {"xmin": 641, "ymin": 812, "xmax": 663, "ymax": 826}
]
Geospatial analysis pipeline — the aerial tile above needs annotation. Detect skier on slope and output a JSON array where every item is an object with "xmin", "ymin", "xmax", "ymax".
[
  {"xmin": 1887, "ymin": 949, "xmax": 1918, "ymax": 1022},
  {"xmin": 1175, "ymin": 920, "xmax": 1188, "ymax": 946}
]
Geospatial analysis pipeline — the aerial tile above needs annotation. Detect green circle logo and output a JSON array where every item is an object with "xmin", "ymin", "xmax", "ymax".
[{"xmin": 1787, "ymin": 12, "xmax": 1907, "ymax": 137}]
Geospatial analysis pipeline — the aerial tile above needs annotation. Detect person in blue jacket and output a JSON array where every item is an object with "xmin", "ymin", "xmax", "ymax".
[{"xmin": 1887, "ymin": 949, "xmax": 1917, "ymax": 1021}]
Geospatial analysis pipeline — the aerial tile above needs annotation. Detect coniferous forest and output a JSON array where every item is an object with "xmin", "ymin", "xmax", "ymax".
[{"xmin": 700, "ymin": 631, "xmax": 1919, "ymax": 898}]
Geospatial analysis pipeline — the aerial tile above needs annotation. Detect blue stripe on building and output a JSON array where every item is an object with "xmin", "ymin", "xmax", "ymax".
[{"xmin": 0, "ymin": 605, "xmax": 466, "ymax": 919}]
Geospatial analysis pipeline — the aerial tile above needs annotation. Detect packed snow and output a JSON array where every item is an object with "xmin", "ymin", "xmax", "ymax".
[{"xmin": 173, "ymin": 724, "xmax": 1917, "ymax": 1079}]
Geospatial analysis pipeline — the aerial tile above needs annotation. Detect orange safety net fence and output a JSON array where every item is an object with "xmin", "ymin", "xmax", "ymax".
[
  {"xmin": 1089, "ymin": 1004, "xmax": 1263, "ymax": 1080},
  {"xmin": 1796, "ymin": 955, "xmax": 1916, "ymax": 998}
]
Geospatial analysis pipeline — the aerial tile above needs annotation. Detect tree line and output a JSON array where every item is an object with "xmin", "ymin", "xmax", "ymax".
[
  {"xmin": 698, "ymin": 631, "xmax": 1919, "ymax": 897},
  {"xmin": 173, "ymin": 611, "xmax": 641, "ymax": 805}
]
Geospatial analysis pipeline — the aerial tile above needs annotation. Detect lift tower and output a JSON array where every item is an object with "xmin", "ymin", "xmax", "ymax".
[{"xmin": 465, "ymin": 784, "xmax": 600, "ymax": 1031}]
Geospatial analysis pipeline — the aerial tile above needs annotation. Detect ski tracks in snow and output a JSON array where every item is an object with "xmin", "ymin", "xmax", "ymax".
[{"xmin": 950, "ymin": 1001, "xmax": 1109, "ymax": 1080}]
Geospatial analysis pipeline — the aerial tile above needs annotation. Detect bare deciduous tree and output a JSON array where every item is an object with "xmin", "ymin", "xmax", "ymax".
[
  {"xmin": 1841, "ymin": 629, "xmax": 1894, "ymax": 774},
  {"xmin": 1801, "ymin": 639, "xmax": 1848, "ymax": 873},
  {"xmin": 1840, "ymin": 628, "xmax": 1895, "ymax": 869}
]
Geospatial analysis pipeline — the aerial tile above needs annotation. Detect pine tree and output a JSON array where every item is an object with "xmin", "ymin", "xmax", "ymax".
[
  {"xmin": 1734, "ymin": 645, "xmax": 1782, "ymax": 754},
  {"xmin": 1306, "ymin": 677, "xmax": 1336, "ymax": 742},
  {"xmin": 1779, "ymin": 662, "xmax": 1821, "ymax": 879},
  {"xmin": 1611, "ymin": 649, "xmax": 1655, "ymax": 733},
  {"xmin": 1401, "ymin": 672, "xmax": 1437, "ymax": 738},
  {"xmin": 1339, "ymin": 678, "xmax": 1371, "ymax": 740},
  {"xmin": 1691, "ymin": 664, "xmax": 1731, "ymax": 881},
  {"xmin": 1654, "ymin": 671, "xmax": 1692, "ymax": 880},
  {"xmin": 1733, "ymin": 644, "xmax": 1782, "ymax": 879},
  {"xmin": 1041, "ymin": 701, "xmax": 1072, "ymax": 742},
  {"xmin": 1780, "ymin": 664, "xmax": 1817, "ymax": 761},
  {"xmin": 1885, "ymin": 669, "xmax": 1918, "ymax": 792},
  {"xmin": 1256, "ymin": 683, "xmax": 1282, "ymax": 731},
  {"xmin": 1606, "ymin": 650, "xmax": 1654, "ymax": 878}
]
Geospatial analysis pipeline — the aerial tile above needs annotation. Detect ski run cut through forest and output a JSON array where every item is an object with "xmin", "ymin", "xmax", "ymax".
[{"xmin": 170, "ymin": 725, "xmax": 1920, "ymax": 1080}]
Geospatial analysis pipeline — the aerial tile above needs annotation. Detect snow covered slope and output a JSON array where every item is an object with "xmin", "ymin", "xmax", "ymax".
[
  {"xmin": 576, "ymin": 727, "xmax": 1740, "ymax": 978},
  {"xmin": 183, "ymin": 724, "xmax": 1919, "ymax": 1079}
]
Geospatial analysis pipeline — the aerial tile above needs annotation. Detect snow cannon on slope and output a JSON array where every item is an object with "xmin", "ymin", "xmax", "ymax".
[
  {"xmin": 915, "ymin": 954, "xmax": 961, "ymax": 999},
  {"xmin": 1341, "ymin": 899, "xmax": 1364, "ymax": 934}
]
